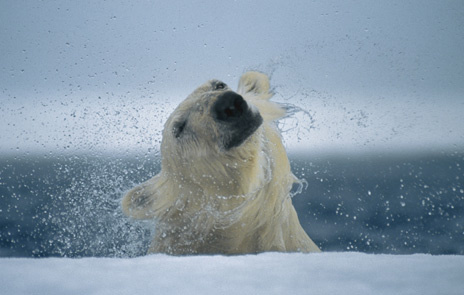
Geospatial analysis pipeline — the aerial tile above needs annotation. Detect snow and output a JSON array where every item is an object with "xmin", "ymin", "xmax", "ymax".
[{"xmin": 1, "ymin": 253, "xmax": 463, "ymax": 295}]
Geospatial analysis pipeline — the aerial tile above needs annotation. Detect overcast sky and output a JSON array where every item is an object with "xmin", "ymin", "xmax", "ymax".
[{"xmin": 1, "ymin": 0, "xmax": 463, "ymax": 155}]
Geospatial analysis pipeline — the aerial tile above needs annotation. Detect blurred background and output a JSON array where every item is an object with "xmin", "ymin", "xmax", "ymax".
[{"xmin": 1, "ymin": 0, "xmax": 463, "ymax": 257}]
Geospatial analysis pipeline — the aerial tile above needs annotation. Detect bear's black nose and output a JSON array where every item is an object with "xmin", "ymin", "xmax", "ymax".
[{"xmin": 213, "ymin": 91, "xmax": 248, "ymax": 122}]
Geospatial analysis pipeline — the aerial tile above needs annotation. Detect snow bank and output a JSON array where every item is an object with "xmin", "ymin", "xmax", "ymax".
[{"xmin": 1, "ymin": 252, "xmax": 463, "ymax": 295}]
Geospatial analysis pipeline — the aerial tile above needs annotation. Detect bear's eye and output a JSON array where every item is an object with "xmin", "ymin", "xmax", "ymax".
[
  {"xmin": 214, "ymin": 82, "xmax": 226, "ymax": 90},
  {"xmin": 173, "ymin": 120, "xmax": 187, "ymax": 138}
]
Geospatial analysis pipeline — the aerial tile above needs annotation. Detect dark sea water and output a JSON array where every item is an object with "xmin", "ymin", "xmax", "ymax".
[{"xmin": 1, "ymin": 152, "xmax": 463, "ymax": 257}]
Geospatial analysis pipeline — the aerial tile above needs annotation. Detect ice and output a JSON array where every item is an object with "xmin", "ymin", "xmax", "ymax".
[{"xmin": 1, "ymin": 253, "xmax": 463, "ymax": 295}]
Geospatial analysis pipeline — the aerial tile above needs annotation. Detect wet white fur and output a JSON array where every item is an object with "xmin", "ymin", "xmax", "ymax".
[{"xmin": 122, "ymin": 71, "xmax": 320, "ymax": 254}]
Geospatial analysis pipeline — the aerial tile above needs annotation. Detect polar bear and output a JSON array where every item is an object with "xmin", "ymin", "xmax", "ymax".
[{"xmin": 122, "ymin": 71, "xmax": 320, "ymax": 255}]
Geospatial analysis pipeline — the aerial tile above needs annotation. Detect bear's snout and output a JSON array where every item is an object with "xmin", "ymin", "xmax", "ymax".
[
  {"xmin": 213, "ymin": 91, "xmax": 248, "ymax": 122},
  {"xmin": 212, "ymin": 91, "xmax": 263, "ymax": 150}
]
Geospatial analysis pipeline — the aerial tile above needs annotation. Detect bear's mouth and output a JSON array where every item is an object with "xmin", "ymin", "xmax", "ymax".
[{"xmin": 212, "ymin": 91, "xmax": 263, "ymax": 150}]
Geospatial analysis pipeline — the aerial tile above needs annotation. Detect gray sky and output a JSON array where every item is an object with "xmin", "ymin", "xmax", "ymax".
[{"xmin": 1, "ymin": 0, "xmax": 463, "ymax": 155}]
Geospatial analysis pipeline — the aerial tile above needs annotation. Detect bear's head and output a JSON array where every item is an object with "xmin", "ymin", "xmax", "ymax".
[
  {"xmin": 123, "ymin": 71, "xmax": 286, "ymax": 219},
  {"xmin": 159, "ymin": 78, "xmax": 266, "ymax": 195},
  {"xmin": 163, "ymin": 80, "xmax": 263, "ymax": 156}
]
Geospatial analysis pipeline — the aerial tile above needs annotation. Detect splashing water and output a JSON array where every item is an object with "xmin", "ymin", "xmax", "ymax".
[
  {"xmin": 278, "ymin": 102, "xmax": 316, "ymax": 144},
  {"xmin": 0, "ymin": 154, "xmax": 158, "ymax": 257}
]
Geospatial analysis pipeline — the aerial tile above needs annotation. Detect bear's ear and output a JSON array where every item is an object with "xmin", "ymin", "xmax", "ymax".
[
  {"xmin": 238, "ymin": 71, "xmax": 286, "ymax": 121},
  {"xmin": 237, "ymin": 71, "xmax": 271, "ymax": 98},
  {"xmin": 122, "ymin": 175, "xmax": 162, "ymax": 220}
]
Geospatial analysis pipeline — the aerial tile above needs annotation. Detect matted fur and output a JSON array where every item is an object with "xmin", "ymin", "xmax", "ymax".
[{"xmin": 122, "ymin": 71, "xmax": 320, "ymax": 254}]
